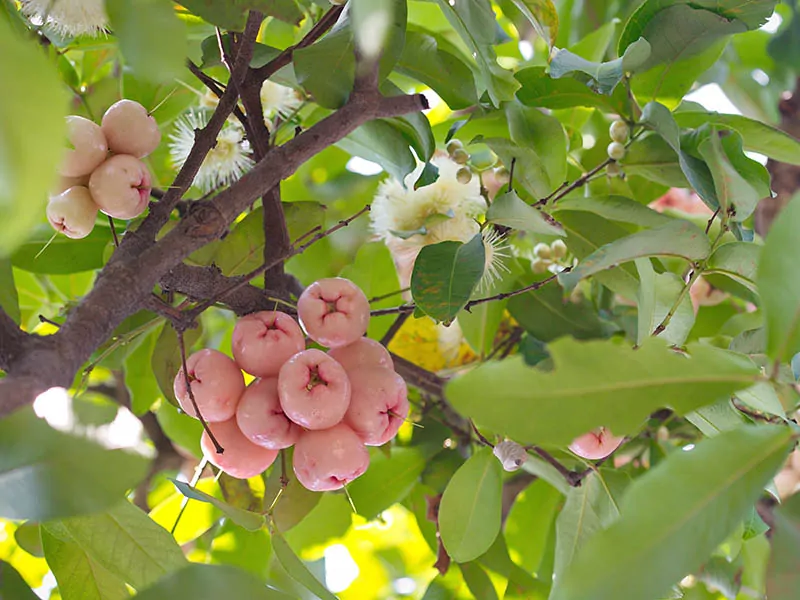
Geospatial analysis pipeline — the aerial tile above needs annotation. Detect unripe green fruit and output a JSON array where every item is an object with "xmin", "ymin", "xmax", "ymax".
[
  {"xmin": 533, "ymin": 242, "xmax": 552, "ymax": 260},
  {"xmin": 446, "ymin": 139, "xmax": 463, "ymax": 155},
  {"xmin": 531, "ymin": 259, "xmax": 549, "ymax": 274},
  {"xmin": 456, "ymin": 167, "xmax": 472, "ymax": 184},
  {"xmin": 607, "ymin": 141, "xmax": 626, "ymax": 161},
  {"xmin": 551, "ymin": 239, "xmax": 567, "ymax": 259},
  {"xmin": 609, "ymin": 120, "xmax": 629, "ymax": 143},
  {"xmin": 606, "ymin": 162, "xmax": 621, "ymax": 177},
  {"xmin": 451, "ymin": 148, "xmax": 469, "ymax": 165}
]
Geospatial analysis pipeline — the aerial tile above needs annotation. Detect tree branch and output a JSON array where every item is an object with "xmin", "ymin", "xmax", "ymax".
[{"xmin": 0, "ymin": 308, "xmax": 26, "ymax": 372}]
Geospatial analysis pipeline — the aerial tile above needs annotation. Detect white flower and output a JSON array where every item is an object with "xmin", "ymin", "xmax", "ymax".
[
  {"xmin": 21, "ymin": 0, "xmax": 107, "ymax": 37},
  {"xmin": 493, "ymin": 440, "xmax": 528, "ymax": 472},
  {"xmin": 168, "ymin": 110, "xmax": 254, "ymax": 193},
  {"xmin": 480, "ymin": 227, "xmax": 510, "ymax": 291},
  {"xmin": 260, "ymin": 80, "xmax": 303, "ymax": 122}
]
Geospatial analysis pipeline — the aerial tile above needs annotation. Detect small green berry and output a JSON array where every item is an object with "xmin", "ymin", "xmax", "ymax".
[
  {"xmin": 456, "ymin": 167, "xmax": 472, "ymax": 184},
  {"xmin": 446, "ymin": 139, "xmax": 464, "ymax": 155},
  {"xmin": 533, "ymin": 243, "xmax": 552, "ymax": 260},
  {"xmin": 532, "ymin": 259, "xmax": 549, "ymax": 274},
  {"xmin": 607, "ymin": 141, "xmax": 626, "ymax": 161},
  {"xmin": 606, "ymin": 162, "xmax": 621, "ymax": 177},
  {"xmin": 451, "ymin": 148, "xmax": 469, "ymax": 165},
  {"xmin": 551, "ymin": 239, "xmax": 567, "ymax": 259},
  {"xmin": 609, "ymin": 120, "xmax": 629, "ymax": 143}
]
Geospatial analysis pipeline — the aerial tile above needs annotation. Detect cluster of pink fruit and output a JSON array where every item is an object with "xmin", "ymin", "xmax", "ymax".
[
  {"xmin": 173, "ymin": 278, "xmax": 409, "ymax": 491},
  {"xmin": 47, "ymin": 99, "xmax": 158, "ymax": 239}
]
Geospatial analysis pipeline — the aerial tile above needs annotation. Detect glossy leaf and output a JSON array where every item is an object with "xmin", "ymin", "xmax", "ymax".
[
  {"xmin": 209, "ymin": 522, "xmax": 272, "ymax": 579},
  {"xmin": 53, "ymin": 500, "xmax": 187, "ymax": 589},
  {"xmin": 338, "ymin": 118, "xmax": 418, "ymax": 181},
  {"xmin": 0, "ymin": 21, "xmax": 67, "ymax": 257},
  {"xmin": 170, "ymin": 479, "xmax": 265, "ymax": 531},
  {"xmin": 460, "ymin": 562, "xmax": 500, "ymax": 600},
  {"xmin": 505, "ymin": 479, "xmax": 563, "ymax": 574},
  {"xmin": 445, "ymin": 337, "xmax": 757, "ymax": 446},
  {"xmin": 0, "ymin": 560, "xmax": 38, "ymax": 600},
  {"xmin": 559, "ymin": 220, "xmax": 711, "ymax": 292},
  {"xmin": 439, "ymin": 447, "xmax": 503, "ymax": 563},
  {"xmin": 553, "ymin": 195, "xmax": 673, "ymax": 228},
  {"xmin": 758, "ymin": 192, "xmax": 800, "ymax": 364},
  {"xmin": 767, "ymin": 493, "xmax": 800, "ymax": 599},
  {"xmin": 125, "ymin": 329, "xmax": 162, "ymax": 415},
  {"xmin": 549, "ymin": 37, "xmax": 651, "ymax": 94},
  {"xmin": 411, "ymin": 234, "xmax": 485, "ymax": 324},
  {"xmin": 134, "ymin": 564, "xmax": 293, "ymax": 600},
  {"xmin": 507, "ymin": 102, "xmax": 568, "ymax": 194},
  {"xmin": 12, "ymin": 224, "xmax": 111, "ymax": 274},
  {"xmin": 706, "ymin": 242, "xmax": 760, "ymax": 292},
  {"xmin": 515, "ymin": 67, "xmax": 629, "ymax": 113},
  {"xmin": 486, "ymin": 191, "xmax": 564, "ymax": 236},
  {"xmin": 0, "ymin": 407, "xmax": 150, "ymax": 521},
  {"xmin": 480, "ymin": 138, "xmax": 554, "ymax": 199},
  {"xmin": 271, "ymin": 527, "xmax": 337, "ymax": 600},
  {"xmin": 635, "ymin": 259, "xmax": 694, "ymax": 346},
  {"xmin": 510, "ymin": 0, "xmax": 559, "ymax": 45},
  {"xmin": 552, "ymin": 425, "xmax": 792, "ymax": 600},
  {"xmin": 106, "ymin": 0, "xmax": 186, "ymax": 84},
  {"xmin": 179, "ymin": 0, "xmax": 302, "ymax": 30},
  {"xmin": 621, "ymin": 135, "xmax": 689, "ymax": 187}
]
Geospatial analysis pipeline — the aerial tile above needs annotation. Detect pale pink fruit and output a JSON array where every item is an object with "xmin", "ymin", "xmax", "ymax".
[
  {"xmin": 327, "ymin": 337, "xmax": 392, "ymax": 372},
  {"xmin": 344, "ymin": 367, "xmax": 408, "ymax": 446},
  {"xmin": 60, "ymin": 116, "xmax": 108, "ymax": 177},
  {"xmin": 201, "ymin": 418, "xmax": 278, "ymax": 479},
  {"xmin": 232, "ymin": 311, "xmax": 306, "ymax": 378},
  {"xmin": 46, "ymin": 186, "xmax": 98, "ymax": 239},
  {"xmin": 236, "ymin": 378, "xmax": 301, "ymax": 450},
  {"xmin": 51, "ymin": 174, "xmax": 90, "ymax": 197},
  {"xmin": 101, "ymin": 99, "xmax": 161, "ymax": 158},
  {"xmin": 292, "ymin": 423, "xmax": 370, "ymax": 491},
  {"xmin": 297, "ymin": 278, "xmax": 370, "ymax": 348},
  {"xmin": 278, "ymin": 349, "xmax": 351, "ymax": 430},
  {"xmin": 791, "ymin": 449, "xmax": 800, "ymax": 472},
  {"xmin": 173, "ymin": 349, "xmax": 245, "ymax": 422},
  {"xmin": 774, "ymin": 468, "xmax": 800, "ymax": 500},
  {"xmin": 569, "ymin": 427, "xmax": 624, "ymax": 461},
  {"xmin": 89, "ymin": 154, "xmax": 151, "ymax": 219}
]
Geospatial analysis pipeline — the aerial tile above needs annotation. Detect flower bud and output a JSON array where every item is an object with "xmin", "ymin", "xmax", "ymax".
[
  {"xmin": 446, "ymin": 139, "xmax": 463, "ymax": 155},
  {"xmin": 607, "ymin": 142, "xmax": 626, "ymax": 161},
  {"xmin": 551, "ymin": 239, "xmax": 567, "ymax": 259},
  {"xmin": 533, "ymin": 243, "xmax": 552, "ymax": 260},
  {"xmin": 451, "ymin": 148, "xmax": 470, "ymax": 165},
  {"xmin": 609, "ymin": 120, "xmax": 629, "ymax": 143},
  {"xmin": 456, "ymin": 167, "xmax": 472, "ymax": 184}
]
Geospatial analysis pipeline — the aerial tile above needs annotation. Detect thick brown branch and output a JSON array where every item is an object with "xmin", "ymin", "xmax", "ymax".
[{"xmin": 0, "ymin": 308, "xmax": 26, "ymax": 372}]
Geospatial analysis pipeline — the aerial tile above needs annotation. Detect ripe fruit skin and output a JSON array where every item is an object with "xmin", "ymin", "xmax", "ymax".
[
  {"xmin": 344, "ymin": 367, "xmax": 409, "ymax": 446},
  {"xmin": 292, "ymin": 424, "xmax": 370, "ymax": 491},
  {"xmin": 174, "ymin": 349, "xmax": 245, "ymax": 422},
  {"xmin": 101, "ymin": 99, "xmax": 161, "ymax": 158},
  {"xmin": 297, "ymin": 278, "xmax": 370, "ymax": 348},
  {"xmin": 278, "ymin": 349, "xmax": 351, "ymax": 430},
  {"xmin": 569, "ymin": 427, "xmax": 624, "ymax": 460},
  {"xmin": 607, "ymin": 141, "xmax": 626, "ymax": 161},
  {"xmin": 89, "ymin": 154, "xmax": 152, "ymax": 219},
  {"xmin": 201, "ymin": 418, "xmax": 278, "ymax": 479},
  {"xmin": 61, "ymin": 116, "xmax": 108, "ymax": 177},
  {"xmin": 46, "ymin": 186, "xmax": 98, "ymax": 239},
  {"xmin": 236, "ymin": 378, "xmax": 301, "ymax": 450},
  {"xmin": 232, "ymin": 311, "xmax": 306, "ymax": 378},
  {"xmin": 51, "ymin": 174, "xmax": 90, "ymax": 197},
  {"xmin": 327, "ymin": 337, "xmax": 392, "ymax": 372},
  {"xmin": 609, "ymin": 120, "xmax": 629, "ymax": 143}
]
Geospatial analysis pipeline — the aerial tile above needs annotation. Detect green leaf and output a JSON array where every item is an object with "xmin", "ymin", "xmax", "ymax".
[
  {"xmin": 337, "ymin": 119, "xmax": 418, "ymax": 181},
  {"xmin": 349, "ymin": 446, "xmax": 437, "ymax": 520},
  {"xmin": 435, "ymin": 0, "xmax": 520, "ymax": 106},
  {"xmin": 706, "ymin": 242, "xmax": 760, "ymax": 293},
  {"xmin": 396, "ymin": 29, "xmax": 478, "ymax": 110},
  {"xmin": 41, "ymin": 525, "xmax": 129, "ymax": 600},
  {"xmin": 515, "ymin": 67, "xmax": 628, "ymax": 113},
  {"xmin": 264, "ymin": 452, "xmax": 321, "ymax": 532},
  {"xmin": 480, "ymin": 138, "xmax": 553, "ymax": 199},
  {"xmin": 486, "ymin": 191, "xmax": 564, "ymax": 236},
  {"xmin": 170, "ymin": 479, "xmax": 265, "ymax": 531},
  {"xmin": 0, "ymin": 560, "xmax": 39, "ymax": 600},
  {"xmin": 459, "ymin": 562, "xmax": 500, "ymax": 600},
  {"xmin": 150, "ymin": 323, "xmax": 203, "ymax": 408},
  {"xmin": 553, "ymin": 471, "xmax": 628, "ymax": 586},
  {"xmin": 506, "ymin": 102, "xmax": 568, "ymax": 193},
  {"xmin": 568, "ymin": 18, "xmax": 618, "ymax": 61},
  {"xmin": 552, "ymin": 425, "xmax": 792, "ymax": 600},
  {"xmin": 549, "ymin": 37, "xmax": 651, "ymax": 94},
  {"xmin": 767, "ymin": 493, "xmax": 800, "ymax": 599},
  {"xmin": 179, "ymin": 0, "xmax": 302, "ymax": 30},
  {"xmin": 635, "ymin": 258, "xmax": 694, "ymax": 346},
  {"xmin": 134, "ymin": 564, "xmax": 293, "ymax": 599},
  {"xmin": 271, "ymin": 527, "xmax": 337, "ymax": 600},
  {"xmin": 12, "ymin": 224, "xmax": 111, "ymax": 274},
  {"xmin": 0, "ymin": 407, "xmax": 150, "ymax": 521},
  {"xmin": 439, "ymin": 447, "xmax": 503, "ymax": 563},
  {"xmin": 552, "ymin": 195, "xmax": 673, "ymax": 228},
  {"xmin": 414, "ymin": 160, "xmax": 440, "ymax": 190},
  {"xmin": 445, "ymin": 337, "xmax": 758, "ymax": 446},
  {"xmin": 0, "ymin": 259, "xmax": 19, "ymax": 324},
  {"xmin": 559, "ymin": 220, "xmax": 711, "ymax": 292},
  {"xmin": 106, "ymin": 0, "xmax": 186, "ymax": 83},
  {"xmin": 505, "ymin": 479, "xmax": 563, "ymax": 574},
  {"xmin": 411, "ymin": 234, "xmax": 485, "ymax": 324},
  {"xmin": 509, "ymin": 0, "xmax": 559, "ymax": 46},
  {"xmin": 621, "ymin": 135, "xmax": 690, "ymax": 188},
  {"xmin": 209, "ymin": 522, "xmax": 272, "ymax": 579},
  {"xmin": 757, "ymin": 192, "xmax": 800, "ymax": 365},
  {"xmin": 0, "ymin": 21, "xmax": 68, "ymax": 257},
  {"xmin": 125, "ymin": 330, "xmax": 162, "ymax": 415},
  {"xmin": 674, "ymin": 112, "xmax": 800, "ymax": 166},
  {"xmin": 52, "ymin": 500, "xmax": 187, "ymax": 589}
]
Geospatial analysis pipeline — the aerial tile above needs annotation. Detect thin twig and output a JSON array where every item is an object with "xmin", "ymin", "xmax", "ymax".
[
  {"xmin": 369, "ymin": 287, "xmax": 411, "ymax": 304},
  {"xmin": 380, "ymin": 312, "xmax": 410, "ymax": 346},
  {"xmin": 177, "ymin": 328, "xmax": 223, "ymax": 454},
  {"xmin": 470, "ymin": 419, "xmax": 494, "ymax": 447},
  {"xmin": 108, "ymin": 216, "xmax": 119, "ymax": 247},
  {"xmin": 506, "ymin": 157, "xmax": 516, "ymax": 194},
  {"xmin": 704, "ymin": 207, "xmax": 720, "ymax": 235},
  {"xmin": 535, "ymin": 158, "xmax": 613, "ymax": 206},
  {"xmin": 38, "ymin": 315, "xmax": 62, "ymax": 328},
  {"xmin": 186, "ymin": 59, "xmax": 250, "ymax": 134},
  {"xmin": 531, "ymin": 447, "xmax": 577, "ymax": 484}
]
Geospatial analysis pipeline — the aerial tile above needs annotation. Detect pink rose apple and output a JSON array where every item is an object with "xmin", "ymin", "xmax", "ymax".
[
  {"xmin": 101, "ymin": 99, "xmax": 161, "ymax": 158},
  {"xmin": 292, "ymin": 423, "xmax": 370, "ymax": 491},
  {"xmin": 46, "ymin": 186, "xmax": 98, "ymax": 239},
  {"xmin": 327, "ymin": 337, "xmax": 392, "ymax": 372},
  {"xmin": 232, "ymin": 311, "xmax": 306, "ymax": 378},
  {"xmin": 278, "ymin": 349, "xmax": 351, "ymax": 430},
  {"xmin": 236, "ymin": 377, "xmax": 301, "ymax": 450},
  {"xmin": 297, "ymin": 278, "xmax": 370, "ymax": 348},
  {"xmin": 173, "ymin": 349, "xmax": 245, "ymax": 422},
  {"xmin": 201, "ymin": 418, "xmax": 278, "ymax": 479},
  {"xmin": 344, "ymin": 367, "xmax": 408, "ymax": 446},
  {"xmin": 569, "ymin": 427, "xmax": 624, "ymax": 461},
  {"xmin": 89, "ymin": 154, "xmax": 151, "ymax": 219},
  {"xmin": 60, "ymin": 116, "xmax": 108, "ymax": 177}
]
